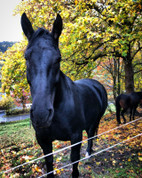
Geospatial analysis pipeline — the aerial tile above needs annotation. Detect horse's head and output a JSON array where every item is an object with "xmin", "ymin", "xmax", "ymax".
[{"xmin": 21, "ymin": 13, "xmax": 63, "ymax": 128}]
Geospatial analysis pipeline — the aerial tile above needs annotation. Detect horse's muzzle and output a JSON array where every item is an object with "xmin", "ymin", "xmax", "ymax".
[{"xmin": 30, "ymin": 108, "xmax": 54, "ymax": 128}]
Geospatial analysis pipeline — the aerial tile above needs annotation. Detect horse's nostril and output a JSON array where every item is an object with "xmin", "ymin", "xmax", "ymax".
[
  {"xmin": 30, "ymin": 107, "xmax": 54, "ymax": 127},
  {"xmin": 48, "ymin": 109, "xmax": 52, "ymax": 116},
  {"xmin": 48, "ymin": 109, "xmax": 53, "ymax": 119}
]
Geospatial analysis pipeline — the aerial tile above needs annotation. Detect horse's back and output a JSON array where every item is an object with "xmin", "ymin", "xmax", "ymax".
[
  {"xmin": 130, "ymin": 92, "xmax": 142, "ymax": 105},
  {"xmin": 116, "ymin": 94, "xmax": 130, "ymax": 108},
  {"xmin": 116, "ymin": 92, "xmax": 141, "ymax": 108},
  {"xmin": 74, "ymin": 79, "xmax": 107, "ymax": 126}
]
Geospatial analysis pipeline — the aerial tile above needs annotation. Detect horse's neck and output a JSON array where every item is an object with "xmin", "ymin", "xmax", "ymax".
[
  {"xmin": 60, "ymin": 71, "xmax": 73, "ymax": 89},
  {"xmin": 54, "ymin": 71, "xmax": 73, "ymax": 106},
  {"xmin": 137, "ymin": 92, "xmax": 142, "ymax": 99}
]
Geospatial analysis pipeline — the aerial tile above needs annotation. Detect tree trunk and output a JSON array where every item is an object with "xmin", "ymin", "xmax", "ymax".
[
  {"xmin": 113, "ymin": 58, "xmax": 117, "ymax": 100},
  {"xmin": 113, "ymin": 75, "xmax": 117, "ymax": 100},
  {"xmin": 124, "ymin": 59, "xmax": 134, "ymax": 93},
  {"xmin": 117, "ymin": 58, "xmax": 121, "ymax": 95}
]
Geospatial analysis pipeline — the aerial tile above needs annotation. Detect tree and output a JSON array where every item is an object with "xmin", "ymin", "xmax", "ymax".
[
  {"xmin": 1, "ymin": 0, "xmax": 140, "ymax": 100},
  {"xmin": 100, "ymin": 57, "xmax": 125, "ymax": 99},
  {"xmin": 14, "ymin": 0, "xmax": 142, "ymax": 93},
  {"xmin": 133, "ymin": 51, "xmax": 142, "ymax": 91},
  {"xmin": 1, "ymin": 42, "xmax": 30, "ymax": 109}
]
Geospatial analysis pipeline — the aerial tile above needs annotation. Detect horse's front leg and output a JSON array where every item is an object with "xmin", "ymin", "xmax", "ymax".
[
  {"xmin": 132, "ymin": 105, "xmax": 137, "ymax": 120},
  {"xmin": 71, "ymin": 133, "xmax": 82, "ymax": 178},
  {"xmin": 36, "ymin": 135, "xmax": 54, "ymax": 178},
  {"xmin": 130, "ymin": 107, "xmax": 133, "ymax": 121},
  {"xmin": 121, "ymin": 108, "xmax": 127, "ymax": 124},
  {"xmin": 116, "ymin": 103, "xmax": 121, "ymax": 125}
]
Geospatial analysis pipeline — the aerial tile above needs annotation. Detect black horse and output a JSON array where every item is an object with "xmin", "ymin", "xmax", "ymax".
[
  {"xmin": 115, "ymin": 92, "xmax": 142, "ymax": 125},
  {"xmin": 21, "ymin": 13, "xmax": 107, "ymax": 178}
]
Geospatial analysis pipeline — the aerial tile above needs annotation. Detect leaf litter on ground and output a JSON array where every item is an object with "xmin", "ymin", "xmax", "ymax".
[{"xmin": 0, "ymin": 108, "xmax": 142, "ymax": 177}]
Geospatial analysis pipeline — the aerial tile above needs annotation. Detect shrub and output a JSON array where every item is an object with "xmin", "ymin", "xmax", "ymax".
[
  {"xmin": 0, "ymin": 96, "xmax": 14, "ymax": 110},
  {"xmin": 6, "ymin": 108, "xmax": 30, "ymax": 116}
]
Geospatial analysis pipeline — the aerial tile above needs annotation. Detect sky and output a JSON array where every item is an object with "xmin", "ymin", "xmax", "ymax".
[{"xmin": 0, "ymin": 0, "xmax": 23, "ymax": 42}]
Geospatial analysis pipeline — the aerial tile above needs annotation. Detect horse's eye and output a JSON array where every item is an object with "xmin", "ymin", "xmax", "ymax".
[
  {"xmin": 54, "ymin": 61, "xmax": 59, "ymax": 65},
  {"xmin": 25, "ymin": 54, "xmax": 29, "ymax": 60},
  {"xmin": 54, "ymin": 58, "xmax": 60, "ymax": 65}
]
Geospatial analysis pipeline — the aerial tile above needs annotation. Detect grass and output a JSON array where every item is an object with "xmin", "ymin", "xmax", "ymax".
[
  {"xmin": 0, "ymin": 112, "xmax": 141, "ymax": 177},
  {"xmin": 0, "ymin": 119, "xmax": 36, "ymax": 148},
  {"xmin": 0, "ymin": 102, "xmax": 115, "ymax": 145}
]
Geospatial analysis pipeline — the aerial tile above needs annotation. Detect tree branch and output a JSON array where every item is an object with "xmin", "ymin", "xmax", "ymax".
[
  {"xmin": 132, "ymin": 46, "xmax": 142, "ymax": 60},
  {"xmin": 134, "ymin": 69, "xmax": 142, "ymax": 75}
]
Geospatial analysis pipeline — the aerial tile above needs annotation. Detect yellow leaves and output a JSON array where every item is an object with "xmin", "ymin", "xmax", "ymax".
[
  {"xmin": 77, "ymin": 40, "xmax": 82, "ymax": 44},
  {"xmin": 35, "ymin": 165, "xmax": 42, "ymax": 173},
  {"xmin": 79, "ymin": 161, "xmax": 83, "ymax": 166},
  {"xmin": 113, "ymin": 39, "xmax": 119, "ymax": 45},
  {"xmin": 96, "ymin": 138, "xmax": 99, "ymax": 142},
  {"xmin": 91, "ymin": 0, "xmax": 97, "ymax": 3},
  {"xmin": 128, "ymin": 158, "xmax": 131, "ymax": 162},
  {"xmin": 138, "ymin": 157, "xmax": 142, "ymax": 161},
  {"xmin": 11, "ymin": 151, "xmax": 17, "ymax": 157},
  {"xmin": 129, "ymin": 169, "xmax": 134, "ymax": 173},
  {"xmin": 74, "ymin": 0, "xmax": 78, "ymax": 5},
  {"xmin": 56, "ymin": 156, "xmax": 62, "ymax": 162},
  {"xmin": 32, "ymin": 164, "xmax": 42, "ymax": 173},
  {"xmin": 54, "ymin": 168, "xmax": 64, "ymax": 175},
  {"xmin": 138, "ymin": 152, "xmax": 142, "ymax": 161},
  {"xmin": 112, "ymin": 160, "xmax": 116, "ymax": 166},
  {"xmin": 138, "ymin": 152, "xmax": 142, "ymax": 156},
  {"xmin": 1, "ymin": 41, "xmax": 30, "ymax": 104},
  {"xmin": 87, "ymin": 165, "xmax": 91, "ymax": 169},
  {"xmin": 21, "ymin": 155, "xmax": 33, "ymax": 162},
  {"xmin": 4, "ymin": 0, "xmax": 142, "ymax": 93},
  {"xmin": 96, "ymin": 161, "xmax": 101, "ymax": 165}
]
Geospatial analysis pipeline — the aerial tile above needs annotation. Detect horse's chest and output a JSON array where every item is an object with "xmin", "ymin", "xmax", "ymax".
[{"xmin": 52, "ymin": 125, "xmax": 71, "ymax": 141}]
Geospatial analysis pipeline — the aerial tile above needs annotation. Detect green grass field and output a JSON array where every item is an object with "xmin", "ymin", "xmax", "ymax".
[{"xmin": 0, "ymin": 119, "xmax": 36, "ymax": 148}]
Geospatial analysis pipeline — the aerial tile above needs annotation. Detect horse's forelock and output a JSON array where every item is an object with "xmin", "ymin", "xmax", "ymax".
[{"xmin": 28, "ymin": 28, "xmax": 50, "ymax": 46}]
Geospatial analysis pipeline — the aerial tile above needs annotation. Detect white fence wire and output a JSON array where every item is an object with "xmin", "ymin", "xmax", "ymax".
[
  {"xmin": 1, "ymin": 117, "xmax": 142, "ymax": 176},
  {"xmin": 39, "ymin": 133, "xmax": 142, "ymax": 177}
]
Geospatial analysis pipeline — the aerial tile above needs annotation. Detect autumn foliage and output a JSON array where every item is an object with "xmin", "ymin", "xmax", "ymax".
[{"xmin": 1, "ymin": 0, "xmax": 141, "ymax": 102}]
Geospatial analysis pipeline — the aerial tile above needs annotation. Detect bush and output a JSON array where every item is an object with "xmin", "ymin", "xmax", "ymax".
[
  {"xmin": 0, "ymin": 96, "xmax": 14, "ymax": 110},
  {"xmin": 6, "ymin": 108, "xmax": 30, "ymax": 116}
]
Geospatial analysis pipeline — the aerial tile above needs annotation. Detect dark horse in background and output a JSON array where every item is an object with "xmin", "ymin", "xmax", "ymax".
[
  {"xmin": 115, "ymin": 92, "xmax": 142, "ymax": 125},
  {"xmin": 21, "ymin": 13, "xmax": 107, "ymax": 178}
]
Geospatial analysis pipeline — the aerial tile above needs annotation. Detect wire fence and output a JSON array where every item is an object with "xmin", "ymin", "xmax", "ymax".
[
  {"xmin": 1, "ymin": 117, "xmax": 142, "ymax": 176},
  {"xmin": 39, "ymin": 133, "xmax": 142, "ymax": 177}
]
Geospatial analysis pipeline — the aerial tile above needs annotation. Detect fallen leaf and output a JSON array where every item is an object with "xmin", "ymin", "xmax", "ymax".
[
  {"xmin": 35, "ymin": 165, "xmax": 42, "ymax": 173},
  {"xmin": 138, "ymin": 157, "xmax": 142, "ymax": 161},
  {"xmin": 96, "ymin": 162, "xmax": 100, "ymax": 165}
]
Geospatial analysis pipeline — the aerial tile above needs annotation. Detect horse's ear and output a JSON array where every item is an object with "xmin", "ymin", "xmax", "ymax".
[
  {"xmin": 21, "ymin": 13, "xmax": 34, "ymax": 40},
  {"xmin": 51, "ymin": 14, "xmax": 63, "ymax": 41}
]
